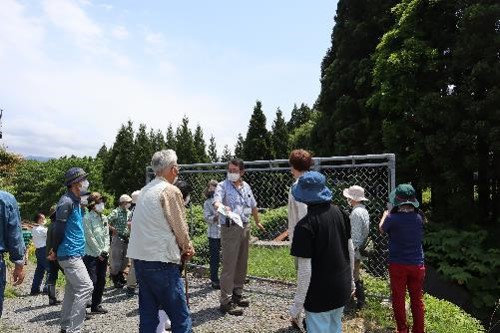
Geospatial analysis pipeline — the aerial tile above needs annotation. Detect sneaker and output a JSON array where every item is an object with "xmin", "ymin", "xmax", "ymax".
[
  {"xmin": 91, "ymin": 305, "xmax": 108, "ymax": 314},
  {"xmin": 219, "ymin": 302, "xmax": 244, "ymax": 316},
  {"xmin": 232, "ymin": 295, "xmax": 250, "ymax": 307},
  {"xmin": 29, "ymin": 291, "xmax": 40, "ymax": 296},
  {"xmin": 211, "ymin": 282, "xmax": 220, "ymax": 290}
]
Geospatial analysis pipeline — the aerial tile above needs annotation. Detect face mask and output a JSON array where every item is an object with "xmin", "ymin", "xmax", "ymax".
[
  {"xmin": 81, "ymin": 195, "xmax": 89, "ymax": 205},
  {"xmin": 207, "ymin": 190, "xmax": 215, "ymax": 198},
  {"xmin": 227, "ymin": 172, "xmax": 240, "ymax": 182},
  {"xmin": 125, "ymin": 203, "xmax": 131, "ymax": 209},
  {"xmin": 95, "ymin": 203, "xmax": 105, "ymax": 213},
  {"xmin": 184, "ymin": 195, "xmax": 191, "ymax": 206},
  {"xmin": 79, "ymin": 179, "xmax": 90, "ymax": 192}
]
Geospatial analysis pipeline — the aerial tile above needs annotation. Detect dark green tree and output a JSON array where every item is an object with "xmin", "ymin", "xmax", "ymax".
[
  {"xmin": 312, "ymin": 0, "xmax": 398, "ymax": 155},
  {"xmin": 150, "ymin": 129, "xmax": 166, "ymax": 152},
  {"xmin": 220, "ymin": 145, "xmax": 232, "ymax": 162},
  {"xmin": 234, "ymin": 133, "xmax": 245, "ymax": 159},
  {"xmin": 96, "ymin": 143, "xmax": 108, "ymax": 161},
  {"xmin": 165, "ymin": 124, "xmax": 176, "ymax": 151},
  {"xmin": 105, "ymin": 120, "xmax": 136, "ymax": 198},
  {"xmin": 271, "ymin": 108, "xmax": 289, "ymax": 159},
  {"xmin": 175, "ymin": 116, "xmax": 197, "ymax": 164},
  {"xmin": 193, "ymin": 124, "xmax": 209, "ymax": 163},
  {"xmin": 207, "ymin": 135, "xmax": 218, "ymax": 162},
  {"xmin": 243, "ymin": 101, "xmax": 272, "ymax": 160},
  {"xmin": 287, "ymin": 103, "xmax": 312, "ymax": 132},
  {"xmin": 132, "ymin": 124, "xmax": 153, "ymax": 190}
]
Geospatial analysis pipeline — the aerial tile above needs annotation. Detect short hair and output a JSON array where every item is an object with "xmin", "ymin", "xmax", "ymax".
[
  {"xmin": 289, "ymin": 149, "xmax": 313, "ymax": 171},
  {"xmin": 174, "ymin": 180, "xmax": 192, "ymax": 200},
  {"xmin": 205, "ymin": 179, "xmax": 219, "ymax": 197},
  {"xmin": 228, "ymin": 158, "xmax": 245, "ymax": 171},
  {"xmin": 35, "ymin": 213, "xmax": 45, "ymax": 223},
  {"xmin": 151, "ymin": 149, "xmax": 178, "ymax": 175}
]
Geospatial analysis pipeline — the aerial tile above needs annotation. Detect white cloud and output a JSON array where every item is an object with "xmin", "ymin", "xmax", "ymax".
[
  {"xmin": 145, "ymin": 31, "xmax": 167, "ymax": 56},
  {"xmin": 99, "ymin": 3, "xmax": 113, "ymax": 11},
  {"xmin": 112, "ymin": 25, "xmax": 129, "ymax": 40}
]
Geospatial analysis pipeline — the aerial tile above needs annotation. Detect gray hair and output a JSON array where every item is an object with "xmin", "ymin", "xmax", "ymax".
[{"xmin": 151, "ymin": 149, "xmax": 178, "ymax": 175}]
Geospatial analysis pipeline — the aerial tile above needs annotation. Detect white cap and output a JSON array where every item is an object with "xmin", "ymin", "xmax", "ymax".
[{"xmin": 119, "ymin": 194, "xmax": 133, "ymax": 203}]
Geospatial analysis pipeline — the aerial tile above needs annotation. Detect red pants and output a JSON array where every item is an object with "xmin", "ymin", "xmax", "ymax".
[{"xmin": 389, "ymin": 263, "xmax": 425, "ymax": 333}]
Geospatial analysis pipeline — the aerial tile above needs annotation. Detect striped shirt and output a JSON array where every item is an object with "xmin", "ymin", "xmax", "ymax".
[
  {"xmin": 204, "ymin": 198, "xmax": 220, "ymax": 239},
  {"xmin": 214, "ymin": 179, "xmax": 257, "ymax": 224}
]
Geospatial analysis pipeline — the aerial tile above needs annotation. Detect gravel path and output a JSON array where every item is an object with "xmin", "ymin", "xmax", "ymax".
[{"xmin": 0, "ymin": 263, "xmax": 367, "ymax": 332}]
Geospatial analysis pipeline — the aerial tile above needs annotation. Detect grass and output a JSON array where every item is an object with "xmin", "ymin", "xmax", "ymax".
[{"xmin": 247, "ymin": 245, "xmax": 296, "ymax": 282}]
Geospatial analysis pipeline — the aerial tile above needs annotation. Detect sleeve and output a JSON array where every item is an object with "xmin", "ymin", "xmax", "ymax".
[
  {"xmin": 290, "ymin": 223, "xmax": 313, "ymax": 258},
  {"xmin": 51, "ymin": 198, "xmax": 72, "ymax": 253},
  {"xmin": 4, "ymin": 198, "xmax": 25, "ymax": 263},
  {"xmin": 289, "ymin": 257, "xmax": 312, "ymax": 318},
  {"xmin": 213, "ymin": 182, "xmax": 224, "ymax": 206},
  {"xmin": 246, "ymin": 183, "xmax": 257, "ymax": 208},
  {"xmin": 350, "ymin": 210, "xmax": 364, "ymax": 249},
  {"xmin": 160, "ymin": 187, "xmax": 192, "ymax": 253},
  {"xmin": 108, "ymin": 209, "xmax": 117, "ymax": 227},
  {"xmin": 103, "ymin": 216, "xmax": 110, "ymax": 252},
  {"xmin": 204, "ymin": 200, "xmax": 217, "ymax": 224},
  {"xmin": 83, "ymin": 215, "xmax": 99, "ymax": 254},
  {"xmin": 382, "ymin": 214, "xmax": 393, "ymax": 233}
]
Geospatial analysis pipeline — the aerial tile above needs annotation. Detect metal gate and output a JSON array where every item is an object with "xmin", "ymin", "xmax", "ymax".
[{"xmin": 146, "ymin": 153, "xmax": 395, "ymax": 279}]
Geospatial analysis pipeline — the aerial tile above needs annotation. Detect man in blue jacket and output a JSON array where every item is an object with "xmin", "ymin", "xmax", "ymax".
[
  {"xmin": 48, "ymin": 167, "xmax": 93, "ymax": 333},
  {"xmin": 0, "ymin": 191, "xmax": 26, "ymax": 317}
]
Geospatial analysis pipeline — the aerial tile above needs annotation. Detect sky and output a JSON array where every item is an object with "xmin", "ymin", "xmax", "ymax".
[{"xmin": 0, "ymin": 0, "xmax": 337, "ymax": 158}]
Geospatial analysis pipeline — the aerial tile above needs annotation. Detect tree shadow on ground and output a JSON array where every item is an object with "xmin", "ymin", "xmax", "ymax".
[
  {"xmin": 191, "ymin": 307, "xmax": 224, "ymax": 327},
  {"xmin": 15, "ymin": 303, "xmax": 51, "ymax": 313},
  {"xmin": 27, "ymin": 309, "xmax": 60, "ymax": 325}
]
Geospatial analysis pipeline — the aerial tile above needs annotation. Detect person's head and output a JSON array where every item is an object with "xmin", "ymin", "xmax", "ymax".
[
  {"xmin": 88, "ymin": 192, "xmax": 106, "ymax": 213},
  {"xmin": 119, "ymin": 194, "xmax": 133, "ymax": 209},
  {"xmin": 289, "ymin": 149, "xmax": 313, "ymax": 179},
  {"xmin": 174, "ymin": 179, "xmax": 193, "ymax": 205},
  {"xmin": 389, "ymin": 184, "xmax": 419, "ymax": 211},
  {"xmin": 64, "ymin": 167, "xmax": 89, "ymax": 198},
  {"xmin": 151, "ymin": 149, "xmax": 179, "ymax": 184},
  {"xmin": 227, "ymin": 158, "xmax": 245, "ymax": 183},
  {"xmin": 131, "ymin": 190, "xmax": 141, "ymax": 205},
  {"xmin": 292, "ymin": 171, "xmax": 332, "ymax": 205},
  {"xmin": 205, "ymin": 179, "xmax": 219, "ymax": 198},
  {"xmin": 35, "ymin": 213, "xmax": 45, "ymax": 225},
  {"xmin": 342, "ymin": 185, "xmax": 369, "ymax": 207}
]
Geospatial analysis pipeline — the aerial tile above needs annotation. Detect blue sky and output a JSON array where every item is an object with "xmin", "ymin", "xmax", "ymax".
[{"xmin": 0, "ymin": 0, "xmax": 337, "ymax": 158}]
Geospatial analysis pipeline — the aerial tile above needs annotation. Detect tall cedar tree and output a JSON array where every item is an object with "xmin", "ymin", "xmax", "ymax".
[
  {"xmin": 234, "ymin": 133, "xmax": 245, "ymax": 159},
  {"xmin": 220, "ymin": 145, "xmax": 232, "ymax": 162},
  {"xmin": 313, "ymin": 0, "xmax": 398, "ymax": 155},
  {"xmin": 271, "ymin": 108, "xmax": 289, "ymax": 159},
  {"xmin": 151, "ymin": 129, "xmax": 166, "ymax": 152},
  {"xmin": 96, "ymin": 143, "xmax": 108, "ymax": 162},
  {"xmin": 207, "ymin": 135, "xmax": 218, "ymax": 162},
  {"xmin": 193, "ymin": 124, "xmax": 209, "ymax": 163},
  {"xmin": 243, "ymin": 101, "xmax": 272, "ymax": 160},
  {"xmin": 105, "ymin": 120, "xmax": 135, "ymax": 199},
  {"xmin": 175, "ymin": 116, "xmax": 197, "ymax": 164},
  {"xmin": 132, "ymin": 124, "xmax": 153, "ymax": 191},
  {"xmin": 287, "ymin": 103, "xmax": 312, "ymax": 132},
  {"xmin": 165, "ymin": 124, "xmax": 176, "ymax": 151}
]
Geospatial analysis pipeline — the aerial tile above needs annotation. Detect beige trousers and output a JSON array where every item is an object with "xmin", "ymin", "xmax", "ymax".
[
  {"xmin": 219, "ymin": 223, "xmax": 250, "ymax": 305},
  {"xmin": 110, "ymin": 235, "xmax": 129, "ymax": 275}
]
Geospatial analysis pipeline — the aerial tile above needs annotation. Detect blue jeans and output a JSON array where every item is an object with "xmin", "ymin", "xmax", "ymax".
[
  {"xmin": 208, "ymin": 238, "xmax": 221, "ymax": 283},
  {"xmin": 305, "ymin": 306, "xmax": 344, "ymax": 333},
  {"xmin": 31, "ymin": 247, "xmax": 49, "ymax": 294},
  {"xmin": 0, "ymin": 256, "xmax": 5, "ymax": 318},
  {"xmin": 134, "ymin": 260, "xmax": 192, "ymax": 333}
]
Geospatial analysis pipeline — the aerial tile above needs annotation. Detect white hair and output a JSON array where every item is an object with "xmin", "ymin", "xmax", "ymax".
[{"xmin": 151, "ymin": 149, "xmax": 178, "ymax": 175}]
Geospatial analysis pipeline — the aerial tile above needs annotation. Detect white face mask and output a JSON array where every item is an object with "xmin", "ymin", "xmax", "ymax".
[
  {"xmin": 81, "ymin": 195, "xmax": 89, "ymax": 205},
  {"xmin": 95, "ymin": 203, "xmax": 105, "ymax": 213},
  {"xmin": 125, "ymin": 203, "xmax": 132, "ymax": 209},
  {"xmin": 227, "ymin": 172, "xmax": 240, "ymax": 182},
  {"xmin": 184, "ymin": 195, "xmax": 191, "ymax": 206},
  {"xmin": 79, "ymin": 179, "xmax": 90, "ymax": 192}
]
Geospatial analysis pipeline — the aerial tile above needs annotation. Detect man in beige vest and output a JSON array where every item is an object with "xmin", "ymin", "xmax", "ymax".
[{"xmin": 127, "ymin": 149, "xmax": 195, "ymax": 333}]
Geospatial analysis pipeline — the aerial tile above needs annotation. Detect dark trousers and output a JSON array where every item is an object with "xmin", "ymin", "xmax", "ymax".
[
  {"xmin": 83, "ymin": 255, "xmax": 108, "ymax": 308},
  {"xmin": 47, "ymin": 260, "xmax": 63, "ymax": 285},
  {"xmin": 0, "ymin": 256, "xmax": 5, "ymax": 318},
  {"xmin": 208, "ymin": 237, "xmax": 221, "ymax": 283},
  {"xmin": 31, "ymin": 247, "xmax": 49, "ymax": 293}
]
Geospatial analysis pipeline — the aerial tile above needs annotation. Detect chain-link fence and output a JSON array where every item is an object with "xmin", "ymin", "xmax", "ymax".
[{"xmin": 146, "ymin": 153, "xmax": 396, "ymax": 279}]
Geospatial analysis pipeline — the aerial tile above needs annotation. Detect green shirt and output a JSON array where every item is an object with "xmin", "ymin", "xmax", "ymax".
[
  {"xmin": 108, "ymin": 207, "xmax": 131, "ymax": 236},
  {"xmin": 83, "ymin": 210, "xmax": 110, "ymax": 257}
]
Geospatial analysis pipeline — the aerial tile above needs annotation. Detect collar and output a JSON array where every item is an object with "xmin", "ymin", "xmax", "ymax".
[{"xmin": 66, "ymin": 190, "xmax": 80, "ymax": 204}]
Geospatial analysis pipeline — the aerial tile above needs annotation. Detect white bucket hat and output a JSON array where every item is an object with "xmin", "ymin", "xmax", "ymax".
[{"xmin": 342, "ymin": 185, "xmax": 369, "ymax": 202}]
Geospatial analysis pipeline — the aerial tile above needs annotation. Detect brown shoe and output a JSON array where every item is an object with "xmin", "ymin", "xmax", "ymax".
[
  {"xmin": 220, "ymin": 302, "xmax": 244, "ymax": 316},
  {"xmin": 232, "ymin": 295, "xmax": 250, "ymax": 307}
]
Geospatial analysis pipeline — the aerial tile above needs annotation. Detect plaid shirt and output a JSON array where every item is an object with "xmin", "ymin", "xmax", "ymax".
[
  {"xmin": 108, "ymin": 207, "xmax": 131, "ymax": 236},
  {"xmin": 204, "ymin": 198, "xmax": 220, "ymax": 239},
  {"xmin": 350, "ymin": 204, "xmax": 370, "ymax": 250},
  {"xmin": 214, "ymin": 179, "xmax": 257, "ymax": 224}
]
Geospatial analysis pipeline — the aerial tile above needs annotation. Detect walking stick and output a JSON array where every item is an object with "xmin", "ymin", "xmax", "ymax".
[{"xmin": 183, "ymin": 259, "xmax": 190, "ymax": 308}]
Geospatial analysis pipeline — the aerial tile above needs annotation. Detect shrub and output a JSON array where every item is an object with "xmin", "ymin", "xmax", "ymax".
[
  {"xmin": 186, "ymin": 204, "xmax": 208, "ymax": 238},
  {"xmin": 250, "ymin": 206, "xmax": 288, "ymax": 240},
  {"xmin": 191, "ymin": 235, "xmax": 210, "ymax": 266}
]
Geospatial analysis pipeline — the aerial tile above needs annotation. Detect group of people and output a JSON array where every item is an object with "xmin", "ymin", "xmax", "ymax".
[{"xmin": 0, "ymin": 147, "xmax": 426, "ymax": 333}]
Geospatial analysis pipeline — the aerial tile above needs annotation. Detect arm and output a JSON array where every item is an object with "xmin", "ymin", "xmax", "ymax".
[
  {"xmin": 289, "ymin": 257, "xmax": 312, "ymax": 319},
  {"xmin": 203, "ymin": 200, "xmax": 217, "ymax": 224},
  {"xmin": 4, "ymin": 197, "xmax": 26, "ymax": 285},
  {"xmin": 108, "ymin": 209, "xmax": 117, "ymax": 235},
  {"xmin": 348, "ymin": 238, "xmax": 355, "ymax": 293},
  {"xmin": 213, "ymin": 182, "xmax": 224, "ymax": 210},
  {"xmin": 51, "ymin": 199, "xmax": 72, "ymax": 256},
  {"xmin": 379, "ymin": 210, "xmax": 389, "ymax": 234},
  {"xmin": 103, "ymin": 216, "xmax": 110, "ymax": 253},
  {"xmin": 251, "ymin": 207, "xmax": 265, "ymax": 232},
  {"xmin": 350, "ymin": 211, "xmax": 364, "ymax": 250},
  {"xmin": 160, "ymin": 187, "xmax": 194, "ymax": 258}
]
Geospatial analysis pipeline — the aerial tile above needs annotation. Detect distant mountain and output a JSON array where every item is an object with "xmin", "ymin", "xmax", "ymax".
[{"xmin": 25, "ymin": 155, "xmax": 54, "ymax": 162}]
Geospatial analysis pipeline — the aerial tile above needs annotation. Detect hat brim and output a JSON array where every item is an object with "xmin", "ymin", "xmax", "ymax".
[
  {"xmin": 342, "ymin": 189, "xmax": 369, "ymax": 201},
  {"xmin": 293, "ymin": 185, "xmax": 332, "ymax": 204},
  {"xmin": 65, "ymin": 174, "xmax": 88, "ymax": 186},
  {"xmin": 389, "ymin": 189, "xmax": 420, "ymax": 208}
]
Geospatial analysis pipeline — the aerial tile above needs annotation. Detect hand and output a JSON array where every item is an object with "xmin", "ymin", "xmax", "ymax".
[
  {"xmin": 182, "ymin": 246, "xmax": 196, "ymax": 261},
  {"xmin": 12, "ymin": 263, "xmax": 25, "ymax": 286},
  {"xmin": 47, "ymin": 249, "xmax": 56, "ymax": 261},
  {"xmin": 256, "ymin": 221, "xmax": 266, "ymax": 232},
  {"xmin": 351, "ymin": 282, "xmax": 356, "ymax": 298}
]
